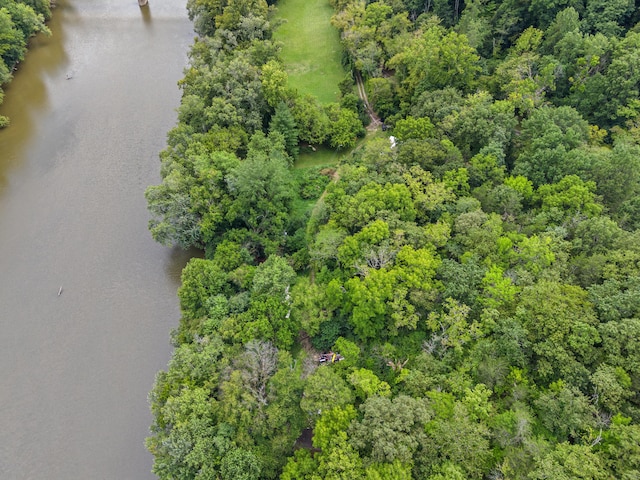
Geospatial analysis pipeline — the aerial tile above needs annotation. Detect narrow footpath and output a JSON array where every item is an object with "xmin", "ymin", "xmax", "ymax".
[{"xmin": 355, "ymin": 71, "xmax": 382, "ymax": 130}]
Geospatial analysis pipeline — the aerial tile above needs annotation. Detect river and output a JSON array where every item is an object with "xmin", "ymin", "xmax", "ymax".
[{"xmin": 0, "ymin": 1, "xmax": 193, "ymax": 478}]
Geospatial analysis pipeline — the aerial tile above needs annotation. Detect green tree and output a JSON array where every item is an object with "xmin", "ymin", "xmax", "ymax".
[
  {"xmin": 349, "ymin": 394, "xmax": 432, "ymax": 464},
  {"xmin": 589, "ymin": 141, "xmax": 640, "ymax": 213},
  {"xmin": 599, "ymin": 318, "xmax": 640, "ymax": 385},
  {"xmin": 528, "ymin": 443, "xmax": 607, "ymax": 480},
  {"xmin": 186, "ymin": 0, "xmax": 225, "ymax": 36},
  {"xmin": 215, "ymin": 0, "xmax": 269, "ymax": 33},
  {"xmin": 479, "ymin": 264, "xmax": 519, "ymax": 310},
  {"xmin": 420, "ymin": 402, "xmax": 492, "ymax": 478},
  {"xmin": 329, "ymin": 182, "xmax": 416, "ymax": 231},
  {"xmin": 0, "ymin": 0, "xmax": 49, "ymax": 38},
  {"xmin": 146, "ymin": 148, "xmax": 240, "ymax": 249},
  {"xmin": 530, "ymin": 1, "xmax": 582, "ymax": 31},
  {"xmin": 317, "ymin": 438, "xmax": 365, "ymax": 480},
  {"xmin": 211, "ymin": 239, "xmax": 253, "ymax": 271},
  {"xmin": 348, "ymin": 368, "xmax": 391, "ymax": 400},
  {"xmin": 441, "ymin": 91, "xmax": 516, "ymax": 160},
  {"xmin": 0, "ymin": 2, "xmax": 48, "ymax": 70},
  {"xmin": 269, "ymin": 102, "xmax": 299, "ymax": 159},
  {"xmin": 365, "ymin": 460, "xmax": 412, "ymax": 480},
  {"xmin": 177, "ymin": 258, "xmax": 230, "ymax": 336},
  {"xmin": 366, "ymin": 77, "xmax": 397, "ymax": 120},
  {"xmin": 292, "ymin": 94, "xmax": 330, "ymax": 145},
  {"xmin": 290, "ymin": 278, "xmax": 333, "ymax": 337},
  {"xmin": 542, "ymin": 7, "xmax": 581, "ymax": 53},
  {"xmin": 513, "ymin": 106, "xmax": 590, "ymax": 186},
  {"xmin": 221, "ymin": 448, "xmax": 261, "ymax": 480},
  {"xmin": 588, "ymin": 277, "xmax": 640, "ymax": 323},
  {"xmin": 584, "ymin": 0, "xmax": 633, "ymax": 37},
  {"xmin": 534, "ymin": 381, "xmax": 596, "ymax": 442},
  {"xmin": 494, "ymin": 27, "xmax": 558, "ymax": 114},
  {"xmin": 300, "ymin": 367, "xmax": 354, "ymax": 423},
  {"xmin": 281, "ymin": 449, "xmax": 319, "ymax": 480},
  {"xmin": 456, "ymin": 0, "xmax": 491, "ymax": 51},
  {"xmin": 517, "ymin": 280, "xmax": 600, "ymax": 384},
  {"xmin": 425, "ymin": 298, "xmax": 477, "ymax": 355},
  {"xmin": 388, "ymin": 24, "xmax": 480, "ymax": 101},
  {"xmin": 325, "ymin": 103, "xmax": 365, "ymax": 149},
  {"xmin": 313, "ymin": 404, "xmax": 357, "ymax": 451},
  {"xmin": 600, "ymin": 416, "xmax": 640, "ymax": 479},
  {"xmin": 590, "ymin": 363, "xmax": 632, "ymax": 412},
  {"xmin": 589, "ymin": 31, "xmax": 640, "ymax": 126},
  {"xmin": 393, "ymin": 115, "xmax": 435, "ymax": 141},
  {"xmin": 251, "ymin": 255, "xmax": 296, "ymax": 297},
  {"xmin": 225, "ymin": 135, "xmax": 295, "ymax": 252},
  {"xmin": 147, "ymin": 386, "xmax": 225, "ymax": 480},
  {"xmin": 537, "ymin": 175, "xmax": 603, "ymax": 221},
  {"xmin": 261, "ymin": 60, "xmax": 290, "ymax": 107}
]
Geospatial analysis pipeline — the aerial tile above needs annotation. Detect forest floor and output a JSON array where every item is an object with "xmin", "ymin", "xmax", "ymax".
[{"xmin": 273, "ymin": 0, "xmax": 345, "ymax": 103}]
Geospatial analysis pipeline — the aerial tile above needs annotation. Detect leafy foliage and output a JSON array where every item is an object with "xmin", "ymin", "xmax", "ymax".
[
  {"xmin": 0, "ymin": 0, "xmax": 50, "ymax": 127},
  {"xmin": 146, "ymin": 0, "xmax": 640, "ymax": 478}
]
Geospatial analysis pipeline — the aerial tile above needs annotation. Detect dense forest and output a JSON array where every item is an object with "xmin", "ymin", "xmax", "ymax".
[
  {"xmin": 145, "ymin": 0, "xmax": 640, "ymax": 478},
  {"xmin": 0, "ymin": 0, "xmax": 50, "ymax": 126}
]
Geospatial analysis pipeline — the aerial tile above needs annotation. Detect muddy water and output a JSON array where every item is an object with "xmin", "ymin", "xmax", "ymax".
[{"xmin": 0, "ymin": 1, "xmax": 193, "ymax": 478}]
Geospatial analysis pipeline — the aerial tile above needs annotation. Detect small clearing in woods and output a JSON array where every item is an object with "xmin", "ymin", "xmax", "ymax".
[{"xmin": 273, "ymin": 0, "xmax": 345, "ymax": 104}]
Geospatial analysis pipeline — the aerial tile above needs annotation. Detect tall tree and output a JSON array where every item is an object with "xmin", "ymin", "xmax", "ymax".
[{"xmin": 269, "ymin": 102, "xmax": 299, "ymax": 159}]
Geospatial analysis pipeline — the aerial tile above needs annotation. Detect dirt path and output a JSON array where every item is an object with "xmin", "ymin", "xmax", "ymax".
[
  {"xmin": 317, "ymin": 168, "xmax": 340, "ymax": 203},
  {"xmin": 355, "ymin": 71, "xmax": 382, "ymax": 131}
]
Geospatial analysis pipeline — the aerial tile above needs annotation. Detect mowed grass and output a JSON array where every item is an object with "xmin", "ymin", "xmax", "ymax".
[
  {"xmin": 274, "ymin": 0, "xmax": 345, "ymax": 104},
  {"xmin": 293, "ymin": 125, "xmax": 378, "ymax": 168},
  {"xmin": 294, "ymin": 145, "xmax": 342, "ymax": 169}
]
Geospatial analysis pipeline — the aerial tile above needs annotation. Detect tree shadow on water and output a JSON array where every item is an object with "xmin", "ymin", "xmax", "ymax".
[{"xmin": 140, "ymin": 4, "xmax": 152, "ymax": 28}]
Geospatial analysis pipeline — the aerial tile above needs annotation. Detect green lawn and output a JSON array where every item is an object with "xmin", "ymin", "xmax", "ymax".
[
  {"xmin": 293, "ymin": 128, "xmax": 381, "ymax": 168},
  {"xmin": 273, "ymin": 0, "xmax": 345, "ymax": 104},
  {"xmin": 294, "ymin": 145, "xmax": 342, "ymax": 169}
]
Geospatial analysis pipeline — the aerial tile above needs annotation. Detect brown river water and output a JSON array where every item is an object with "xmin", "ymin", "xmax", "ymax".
[{"xmin": 0, "ymin": 1, "xmax": 193, "ymax": 478}]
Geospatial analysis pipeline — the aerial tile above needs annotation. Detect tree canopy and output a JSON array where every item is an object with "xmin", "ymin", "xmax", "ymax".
[
  {"xmin": 0, "ymin": 0, "xmax": 50, "ymax": 127},
  {"xmin": 145, "ymin": 0, "xmax": 640, "ymax": 478}
]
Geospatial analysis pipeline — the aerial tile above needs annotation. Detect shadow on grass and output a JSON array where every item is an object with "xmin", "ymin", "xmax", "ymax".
[
  {"xmin": 294, "ymin": 130, "xmax": 383, "ymax": 169},
  {"xmin": 294, "ymin": 145, "xmax": 343, "ymax": 169}
]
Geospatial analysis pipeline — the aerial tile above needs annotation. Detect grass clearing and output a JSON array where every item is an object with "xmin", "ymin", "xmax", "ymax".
[
  {"xmin": 294, "ymin": 129, "xmax": 377, "ymax": 169},
  {"xmin": 274, "ymin": 0, "xmax": 345, "ymax": 104},
  {"xmin": 294, "ymin": 145, "xmax": 343, "ymax": 169}
]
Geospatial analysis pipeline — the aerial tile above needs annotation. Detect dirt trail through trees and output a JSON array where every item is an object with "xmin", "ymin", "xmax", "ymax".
[{"xmin": 355, "ymin": 72, "xmax": 382, "ymax": 130}]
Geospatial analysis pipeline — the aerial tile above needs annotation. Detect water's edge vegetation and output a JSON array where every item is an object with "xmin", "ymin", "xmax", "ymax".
[
  {"xmin": 0, "ymin": 0, "xmax": 52, "ymax": 127},
  {"xmin": 146, "ymin": 0, "xmax": 640, "ymax": 478}
]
